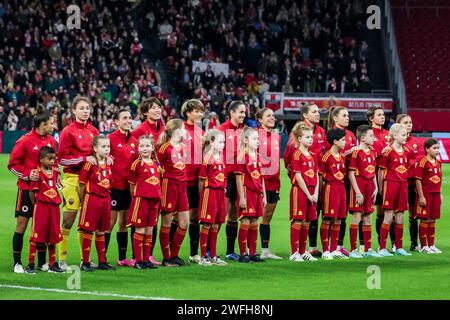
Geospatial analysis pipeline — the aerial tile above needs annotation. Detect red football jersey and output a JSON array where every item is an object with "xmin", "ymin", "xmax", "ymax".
[
  {"xmin": 157, "ymin": 142, "xmax": 187, "ymax": 180},
  {"xmin": 285, "ymin": 123, "xmax": 328, "ymax": 175},
  {"xmin": 131, "ymin": 119, "xmax": 165, "ymax": 142},
  {"xmin": 184, "ymin": 121, "xmax": 205, "ymax": 186},
  {"xmin": 58, "ymin": 121, "xmax": 99, "ymax": 174},
  {"xmin": 404, "ymin": 135, "xmax": 420, "ymax": 179},
  {"xmin": 30, "ymin": 169, "xmax": 62, "ymax": 205},
  {"xmin": 319, "ymin": 150, "xmax": 346, "ymax": 184},
  {"xmin": 218, "ymin": 119, "xmax": 243, "ymax": 174},
  {"xmin": 128, "ymin": 159, "xmax": 162, "ymax": 199},
  {"xmin": 8, "ymin": 129, "xmax": 58, "ymax": 191},
  {"xmin": 291, "ymin": 149, "xmax": 318, "ymax": 187},
  {"xmin": 235, "ymin": 151, "xmax": 263, "ymax": 194},
  {"xmin": 199, "ymin": 153, "xmax": 227, "ymax": 189},
  {"xmin": 109, "ymin": 130, "xmax": 138, "ymax": 190},
  {"xmin": 79, "ymin": 162, "xmax": 112, "ymax": 198},
  {"xmin": 415, "ymin": 157, "xmax": 442, "ymax": 194},
  {"xmin": 372, "ymin": 127, "xmax": 389, "ymax": 160},
  {"xmin": 378, "ymin": 147, "xmax": 410, "ymax": 182},
  {"xmin": 258, "ymin": 128, "xmax": 280, "ymax": 192},
  {"xmin": 348, "ymin": 148, "xmax": 377, "ymax": 180}
]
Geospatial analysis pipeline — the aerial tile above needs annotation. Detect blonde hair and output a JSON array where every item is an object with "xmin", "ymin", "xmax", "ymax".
[
  {"xmin": 389, "ymin": 123, "xmax": 406, "ymax": 137},
  {"xmin": 203, "ymin": 130, "xmax": 224, "ymax": 154},
  {"xmin": 156, "ymin": 119, "xmax": 184, "ymax": 149},
  {"xmin": 292, "ymin": 121, "xmax": 313, "ymax": 142},
  {"xmin": 238, "ymin": 127, "xmax": 258, "ymax": 155}
]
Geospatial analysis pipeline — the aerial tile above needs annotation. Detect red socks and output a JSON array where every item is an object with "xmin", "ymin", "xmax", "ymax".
[
  {"xmin": 248, "ymin": 224, "xmax": 258, "ymax": 256},
  {"xmin": 95, "ymin": 234, "xmax": 106, "ymax": 263},
  {"xmin": 171, "ymin": 227, "xmax": 187, "ymax": 258},
  {"xmin": 210, "ymin": 226, "xmax": 219, "ymax": 258},
  {"xmin": 350, "ymin": 224, "xmax": 358, "ymax": 251},
  {"xmin": 394, "ymin": 224, "xmax": 403, "ymax": 249},
  {"xmin": 428, "ymin": 222, "xmax": 436, "ymax": 247},
  {"xmin": 299, "ymin": 224, "xmax": 309, "ymax": 255},
  {"xmin": 362, "ymin": 225, "xmax": 372, "ymax": 252},
  {"xmin": 159, "ymin": 226, "xmax": 171, "ymax": 260},
  {"xmin": 29, "ymin": 241, "xmax": 37, "ymax": 265},
  {"xmin": 81, "ymin": 232, "xmax": 93, "ymax": 263},
  {"xmin": 419, "ymin": 221, "xmax": 428, "ymax": 248},
  {"xmin": 200, "ymin": 226, "xmax": 209, "ymax": 257},
  {"xmin": 330, "ymin": 224, "xmax": 340, "ymax": 252},
  {"xmin": 133, "ymin": 232, "xmax": 144, "ymax": 262},
  {"xmin": 238, "ymin": 224, "xmax": 249, "ymax": 256},
  {"xmin": 320, "ymin": 223, "xmax": 330, "ymax": 252},
  {"xmin": 143, "ymin": 235, "xmax": 152, "ymax": 262},
  {"xmin": 290, "ymin": 223, "xmax": 301, "ymax": 254},
  {"xmin": 379, "ymin": 223, "xmax": 390, "ymax": 250}
]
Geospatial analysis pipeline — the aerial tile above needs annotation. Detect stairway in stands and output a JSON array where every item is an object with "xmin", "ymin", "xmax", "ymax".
[{"xmin": 390, "ymin": 0, "xmax": 450, "ymax": 131}]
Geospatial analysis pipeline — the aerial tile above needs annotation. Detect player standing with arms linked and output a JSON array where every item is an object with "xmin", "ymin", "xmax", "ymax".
[{"xmin": 8, "ymin": 107, "xmax": 57, "ymax": 273}]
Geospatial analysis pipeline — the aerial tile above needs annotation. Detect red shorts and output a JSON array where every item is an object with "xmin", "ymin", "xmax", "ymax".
[
  {"xmin": 238, "ymin": 187, "xmax": 264, "ymax": 220},
  {"xmin": 322, "ymin": 182, "xmax": 347, "ymax": 220},
  {"xmin": 161, "ymin": 178, "xmax": 189, "ymax": 213},
  {"xmin": 78, "ymin": 194, "xmax": 111, "ymax": 232},
  {"xmin": 290, "ymin": 185, "xmax": 317, "ymax": 222},
  {"xmin": 30, "ymin": 202, "xmax": 62, "ymax": 244},
  {"xmin": 415, "ymin": 193, "xmax": 441, "ymax": 219},
  {"xmin": 198, "ymin": 188, "xmax": 226, "ymax": 224},
  {"xmin": 349, "ymin": 177, "xmax": 375, "ymax": 214},
  {"xmin": 382, "ymin": 180, "xmax": 408, "ymax": 212},
  {"xmin": 127, "ymin": 197, "xmax": 160, "ymax": 228}
]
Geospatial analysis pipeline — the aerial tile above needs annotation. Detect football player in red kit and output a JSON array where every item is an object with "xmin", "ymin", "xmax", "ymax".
[
  {"xmin": 218, "ymin": 101, "xmax": 245, "ymax": 261},
  {"xmin": 78, "ymin": 136, "xmax": 115, "ymax": 271},
  {"xmin": 366, "ymin": 107, "xmax": 390, "ymax": 253},
  {"xmin": 328, "ymin": 107, "xmax": 357, "ymax": 257},
  {"xmin": 235, "ymin": 128, "xmax": 267, "ymax": 263},
  {"xmin": 127, "ymin": 135, "xmax": 161, "ymax": 269},
  {"xmin": 257, "ymin": 108, "xmax": 282, "ymax": 260},
  {"xmin": 8, "ymin": 107, "xmax": 57, "ymax": 273},
  {"xmin": 198, "ymin": 130, "xmax": 228, "ymax": 266},
  {"xmin": 58, "ymin": 96, "xmax": 100, "ymax": 271},
  {"xmin": 348, "ymin": 125, "xmax": 382, "ymax": 258},
  {"xmin": 107, "ymin": 109, "xmax": 138, "ymax": 267},
  {"xmin": 25, "ymin": 146, "xmax": 64, "ymax": 274},
  {"xmin": 396, "ymin": 114, "xmax": 420, "ymax": 251},
  {"xmin": 288, "ymin": 123, "xmax": 319, "ymax": 262},
  {"xmin": 156, "ymin": 119, "xmax": 189, "ymax": 267},
  {"xmin": 284, "ymin": 104, "xmax": 328, "ymax": 258},
  {"xmin": 320, "ymin": 128, "xmax": 349, "ymax": 260},
  {"xmin": 180, "ymin": 99, "xmax": 205, "ymax": 264},
  {"xmin": 377, "ymin": 124, "xmax": 413, "ymax": 257},
  {"xmin": 415, "ymin": 139, "xmax": 443, "ymax": 254},
  {"xmin": 131, "ymin": 98, "xmax": 165, "ymax": 263}
]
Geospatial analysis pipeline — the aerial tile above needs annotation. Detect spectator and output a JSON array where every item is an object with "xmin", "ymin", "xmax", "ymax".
[
  {"xmin": 0, "ymin": 105, "xmax": 7, "ymax": 130},
  {"xmin": 7, "ymin": 110, "xmax": 18, "ymax": 131}
]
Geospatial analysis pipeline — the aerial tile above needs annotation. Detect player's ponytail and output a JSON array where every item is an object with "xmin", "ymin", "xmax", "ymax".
[
  {"xmin": 33, "ymin": 104, "xmax": 52, "ymax": 129},
  {"xmin": 156, "ymin": 118, "xmax": 184, "ymax": 150},
  {"xmin": 327, "ymin": 106, "xmax": 347, "ymax": 130}
]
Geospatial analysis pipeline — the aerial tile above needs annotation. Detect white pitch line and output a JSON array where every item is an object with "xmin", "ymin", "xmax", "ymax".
[{"xmin": 0, "ymin": 284, "xmax": 176, "ymax": 300}]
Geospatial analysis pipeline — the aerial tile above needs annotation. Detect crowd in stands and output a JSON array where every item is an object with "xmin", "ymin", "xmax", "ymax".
[{"xmin": 0, "ymin": 0, "xmax": 374, "ymax": 132}]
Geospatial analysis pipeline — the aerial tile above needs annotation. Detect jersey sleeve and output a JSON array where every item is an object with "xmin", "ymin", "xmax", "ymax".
[
  {"xmin": 318, "ymin": 154, "xmax": 326, "ymax": 175},
  {"xmin": 348, "ymin": 150, "xmax": 359, "ymax": 171},
  {"xmin": 78, "ymin": 162, "xmax": 92, "ymax": 185},
  {"xmin": 7, "ymin": 137, "xmax": 30, "ymax": 180},
  {"xmin": 58, "ymin": 129, "xmax": 86, "ymax": 167},
  {"xmin": 291, "ymin": 151, "xmax": 302, "ymax": 173},
  {"xmin": 128, "ymin": 160, "xmax": 139, "ymax": 184},
  {"xmin": 415, "ymin": 159, "xmax": 425, "ymax": 180},
  {"xmin": 378, "ymin": 150, "xmax": 389, "ymax": 169}
]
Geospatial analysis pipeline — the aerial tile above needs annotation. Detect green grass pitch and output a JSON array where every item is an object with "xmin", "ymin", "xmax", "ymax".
[{"xmin": 0, "ymin": 153, "xmax": 449, "ymax": 300}]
